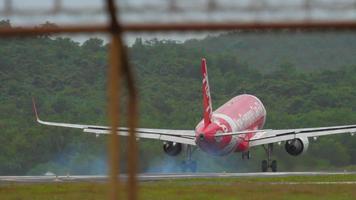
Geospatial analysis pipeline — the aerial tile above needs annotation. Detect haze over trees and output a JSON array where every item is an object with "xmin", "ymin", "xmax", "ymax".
[{"xmin": 1, "ymin": 21, "xmax": 356, "ymax": 175}]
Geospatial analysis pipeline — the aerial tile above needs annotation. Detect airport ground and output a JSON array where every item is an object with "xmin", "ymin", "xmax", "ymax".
[{"xmin": 0, "ymin": 173, "xmax": 355, "ymax": 200}]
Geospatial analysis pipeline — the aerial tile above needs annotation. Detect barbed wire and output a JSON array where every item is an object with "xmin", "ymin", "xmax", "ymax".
[{"xmin": 2, "ymin": 0, "xmax": 356, "ymax": 23}]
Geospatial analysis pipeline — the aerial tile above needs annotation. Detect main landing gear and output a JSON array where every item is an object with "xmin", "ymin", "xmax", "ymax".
[
  {"xmin": 181, "ymin": 145, "xmax": 197, "ymax": 172},
  {"xmin": 242, "ymin": 151, "xmax": 251, "ymax": 160},
  {"xmin": 262, "ymin": 143, "xmax": 277, "ymax": 172}
]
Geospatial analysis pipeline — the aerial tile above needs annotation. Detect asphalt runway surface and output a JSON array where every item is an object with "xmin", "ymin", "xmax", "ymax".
[{"xmin": 0, "ymin": 172, "xmax": 355, "ymax": 183}]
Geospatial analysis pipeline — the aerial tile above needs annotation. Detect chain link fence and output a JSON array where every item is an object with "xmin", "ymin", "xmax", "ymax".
[{"xmin": 1, "ymin": 1, "xmax": 356, "ymax": 200}]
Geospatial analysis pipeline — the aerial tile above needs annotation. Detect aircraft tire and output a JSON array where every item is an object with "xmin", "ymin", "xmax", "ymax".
[
  {"xmin": 271, "ymin": 160, "xmax": 277, "ymax": 172},
  {"xmin": 246, "ymin": 151, "xmax": 251, "ymax": 159},
  {"xmin": 262, "ymin": 160, "xmax": 268, "ymax": 172},
  {"xmin": 242, "ymin": 151, "xmax": 251, "ymax": 160}
]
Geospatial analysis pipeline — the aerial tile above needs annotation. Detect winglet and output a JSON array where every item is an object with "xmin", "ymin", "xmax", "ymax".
[
  {"xmin": 201, "ymin": 58, "xmax": 213, "ymax": 127},
  {"xmin": 32, "ymin": 97, "xmax": 39, "ymax": 121}
]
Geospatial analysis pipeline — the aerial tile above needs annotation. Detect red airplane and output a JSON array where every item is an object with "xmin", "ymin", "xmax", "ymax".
[{"xmin": 33, "ymin": 58, "xmax": 356, "ymax": 172}]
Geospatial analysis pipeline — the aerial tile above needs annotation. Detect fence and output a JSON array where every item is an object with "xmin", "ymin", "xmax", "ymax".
[{"xmin": 2, "ymin": 1, "xmax": 356, "ymax": 200}]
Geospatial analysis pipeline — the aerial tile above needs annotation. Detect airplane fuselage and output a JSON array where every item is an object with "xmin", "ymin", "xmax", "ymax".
[{"xmin": 195, "ymin": 94, "xmax": 266, "ymax": 155}]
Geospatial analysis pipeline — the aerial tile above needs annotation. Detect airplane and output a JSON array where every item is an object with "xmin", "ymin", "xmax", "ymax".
[{"xmin": 32, "ymin": 58, "xmax": 356, "ymax": 172}]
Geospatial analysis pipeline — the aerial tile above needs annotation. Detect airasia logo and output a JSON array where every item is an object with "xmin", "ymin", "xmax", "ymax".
[{"xmin": 202, "ymin": 71, "xmax": 212, "ymax": 114}]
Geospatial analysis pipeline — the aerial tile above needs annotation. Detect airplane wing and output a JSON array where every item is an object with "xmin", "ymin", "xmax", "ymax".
[
  {"xmin": 32, "ymin": 99, "xmax": 196, "ymax": 146},
  {"xmin": 215, "ymin": 124, "xmax": 356, "ymax": 147},
  {"xmin": 248, "ymin": 124, "xmax": 356, "ymax": 147}
]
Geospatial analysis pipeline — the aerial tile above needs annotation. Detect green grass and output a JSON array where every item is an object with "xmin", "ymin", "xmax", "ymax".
[{"xmin": 1, "ymin": 175, "xmax": 355, "ymax": 200}]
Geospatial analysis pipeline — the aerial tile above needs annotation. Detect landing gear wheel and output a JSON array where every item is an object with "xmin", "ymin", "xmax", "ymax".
[
  {"xmin": 271, "ymin": 160, "xmax": 277, "ymax": 172},
  {"xmin": 261, "ymin": 144, "xmax": 277, "ymax": 172},
  {"xmin": 247, "ymin": 151, "xmax": 251, "ymax": 159},
  {"xmin": 181, "ymin": 145, "xmax": 197, "ymax": 173},
  {"xmin": 261, "ymin": 160, "xmax": 268, "ymax": 172},
  {"xmin": 242, "ymin": 151, "xmax": 251, "ymax": 160}
]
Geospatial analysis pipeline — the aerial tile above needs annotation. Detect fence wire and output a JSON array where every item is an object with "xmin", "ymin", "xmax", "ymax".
[{"xmin": 2, "ymin": 1, "xmax": 356, "ymax": 200}]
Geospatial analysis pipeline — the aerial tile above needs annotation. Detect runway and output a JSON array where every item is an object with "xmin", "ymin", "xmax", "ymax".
[{"xmin": 0, "ymin": 172, "xmax": 355, "ymax": 183}]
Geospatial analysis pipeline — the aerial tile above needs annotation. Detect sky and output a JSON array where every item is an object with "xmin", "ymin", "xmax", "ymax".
[
  {"xmin": 2, "ymin": 0, "xmax": 356, "ymax": 44},
  {"xmin": 0, "ymin": 0, "xmax": 217, "ymax": 44}
]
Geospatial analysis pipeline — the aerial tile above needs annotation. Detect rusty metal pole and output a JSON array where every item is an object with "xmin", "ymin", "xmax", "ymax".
[
  {"xmin": 5, "ymin": 21, "xmax": 356, "ymax": 37},
  {"xmin": 108, "ymin": 34, "xmax": 122, "ymax": 200},
  {"xmin": 122, "ymin": 46, "xmax": 138, "ymax": 200},
  {"xmin": 106, "ymin": 0, "xmax": 138, "ymax": 200},
  {"xmin": 107, "ymin": 0, "xmax": 122, "ymax": 200}
]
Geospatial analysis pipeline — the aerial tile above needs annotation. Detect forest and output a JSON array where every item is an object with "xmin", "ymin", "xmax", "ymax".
[{"xmin": 0, "ymin": 20, "xmax": 356, "ymax": 175}]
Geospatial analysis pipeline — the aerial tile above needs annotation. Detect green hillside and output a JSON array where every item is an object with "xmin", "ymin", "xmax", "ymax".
[
  {"xmin": 1, "ymin": 21, "xmax": 356, "ymax": 174},
  {"xmin": 185, "ymin": 31, "xmax": 356, "ymax": 72}
]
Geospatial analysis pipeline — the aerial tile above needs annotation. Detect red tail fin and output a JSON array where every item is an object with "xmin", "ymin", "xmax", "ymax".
[{"xmin": 201, "ymin": 58, "xmax": 213, "ymax": 127}]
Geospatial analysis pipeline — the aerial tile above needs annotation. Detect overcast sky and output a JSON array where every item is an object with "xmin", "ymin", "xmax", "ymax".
[
  {"xmin": 0, "ymin": 0, "xmax": 223, "ymax": 44},
  {"xmin": 2, "ymin": 0, "xmax": 356, "ymax": 44}
]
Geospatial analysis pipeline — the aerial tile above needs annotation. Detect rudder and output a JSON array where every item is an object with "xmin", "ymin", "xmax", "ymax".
[{"xmin": 201, "ymin": 58, "xmax": 213, "ymax": 127}]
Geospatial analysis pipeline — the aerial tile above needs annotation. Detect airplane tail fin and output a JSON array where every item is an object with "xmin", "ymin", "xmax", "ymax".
[{"xmin": 201, "ymin": 58, "xmax": 213, "ymax": 127}]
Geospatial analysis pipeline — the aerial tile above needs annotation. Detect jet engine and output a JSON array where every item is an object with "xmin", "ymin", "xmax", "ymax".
[
  {"xmin": 163, "ymin": 142, "xmax": 182, "ymax": 156},
  {"xmin": 285, "ymin": 137, "xmax": 309, "ymax": 156}
]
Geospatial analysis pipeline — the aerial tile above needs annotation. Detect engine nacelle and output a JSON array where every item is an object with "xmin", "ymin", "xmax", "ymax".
[
  {"xmin": 163, "ymin": 142, "xmax": 182, "ymax": 156},
  {"xmin": 285, "ymin": 137, "xmax": 309, "ymax": 156}
]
